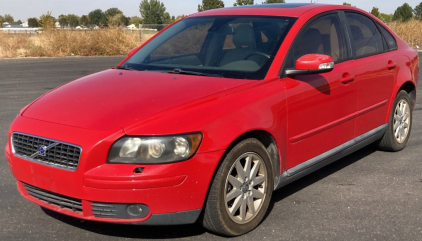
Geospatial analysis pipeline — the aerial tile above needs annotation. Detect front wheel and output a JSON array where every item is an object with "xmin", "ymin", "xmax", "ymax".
[
  {"xmin": 378, "ymin": 90, "xmax": 413, "ymax": 151},
  {"xmin": 202, "ymin": 138, "xmax": 274, "ymax": 236}
]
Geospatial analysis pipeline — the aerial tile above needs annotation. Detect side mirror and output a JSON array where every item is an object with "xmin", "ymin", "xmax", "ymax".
[
  {"xmin": 285, "ymin": 54, "xmax": 334, "ymax": 76},
  {"xmin": 128, "ymin": 47, "xmax": 138, "ymax": 56}
]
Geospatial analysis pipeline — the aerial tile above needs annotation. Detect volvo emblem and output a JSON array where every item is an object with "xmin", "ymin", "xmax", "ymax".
[{"xmin": 30, "ymin": 143, "xmax": 59, "ymax": 158}]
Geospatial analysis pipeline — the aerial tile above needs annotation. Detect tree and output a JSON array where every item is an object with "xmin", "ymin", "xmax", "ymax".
[
  {"xmin": 370, "ymin": 7, "xmax": 381, "ymax": 19},
  {"xmin": 393, "ymin": 3, "xmax": 413, "ymax": 22},
  {"xmin": 0, "ymin": 15, "xmax": 3, "ymax": 27},
  {"xmin": 89, "ymin": 9, "xmax": 108, "ymax": 27},
  {"xmin": 262, "ymin": 0, "xmax": 284, "ymax": 3},
  {"xmin": 129, "ymin": 16, "xmax": 143, "ymax": 27},
  {"xmin": 198, "ymin": 0, "xmax": 225, "ymax": 12},
  {"xmin": 343, "ymin": 2, "xmax": 352, "ymax": 6},
  {"xmin": 139, "ymin": 0, "xmax": 167, "ymax": 24},
  {"xmin": 234, "ymin": 0, "xmax": 254, "ymax": 6},
  {"xmin": 80, "ymin": 15, "xmax": 89, "ymax": 27},
  {"xmin": 380, "ymin": 13, "xmax": 393, "ymax": 22},
  {"xmin": 58, "ymin": 14, "xmax": 67, "ymax": 28},
  {"xmin": 105, "ymin": 8, "xmax": 123, "ymax": 17},
  {"xmin": 4, "ymin": 14, "xmax": 14, "ymax": 22},
  {"xmin": 176, "ymin": 15, "xmax": 186, "ymax": 20},
  {"xmin": 27, "ymin": 18, "xmax": 40, "ymax": 27},
  {"xmin": 39, "ymin": 11, "xmax": 55, "ymax": 30},
  {"xmin": 108, "ymin": 13, "xmax": 130, "ymax": 27},
  {"xmin": 17, "ymin": 20, "xmax": 22, "ymax": 24},
  {"xmin": 414, "ymin": 2, "xmax": 422, "ymax": 20},
  {"xmin": 67, "ymin": 14, "xmax": 79, "ymax": 28}
]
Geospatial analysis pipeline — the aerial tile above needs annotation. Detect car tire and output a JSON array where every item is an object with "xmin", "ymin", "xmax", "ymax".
[
  {"xmin": 378, "ymin": 90, "xmax": 413, "ymax": 152},
  {"xmin": 202, "ymin": 138, "xmax": 274, "ymax": 236}
]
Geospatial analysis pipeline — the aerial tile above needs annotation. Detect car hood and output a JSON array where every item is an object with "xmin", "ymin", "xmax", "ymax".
[{"xmin": 22, "ymin": 69, "xmax": 253, "ymax": 131}]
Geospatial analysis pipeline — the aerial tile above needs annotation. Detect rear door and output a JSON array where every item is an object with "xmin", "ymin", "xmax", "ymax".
[
  {"xmin": 343, "ymin": 12, "xmax": 398, "ymax": 136},
  {"xmin": 282, "ymin": 12, "xmax": 358, "ymax": 169}
]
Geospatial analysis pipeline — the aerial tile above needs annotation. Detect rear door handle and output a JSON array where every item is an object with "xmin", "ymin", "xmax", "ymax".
[
  {"xmin": 387, "ymin": 61, "xmax": 397, "ymax": 69},
  {"xmin": 340, "ymin": 73, "xmax": 355, "ymax": 84}
]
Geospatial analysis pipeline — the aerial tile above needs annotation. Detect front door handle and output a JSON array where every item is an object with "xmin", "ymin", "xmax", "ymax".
[
  {"xmin": 340, "ymin": 73, "xmax": 355, "ymax": 84},
  {"xmin": 387, "ymin": 60, "xmax": 397, "ymax": 69}
]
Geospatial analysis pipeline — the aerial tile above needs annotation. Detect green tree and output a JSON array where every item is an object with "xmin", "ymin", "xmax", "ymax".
[
  {"xmin": 89, "ymin": 9, "xmax": 108, "ymax": 27},
  {"xmin": 17, "ymin": 20, "xmax": 22, "ymax": 24},
  {"xmin": 0, "ymin": 15, "xmax": 4, "ymax": 27},
  {"xmin": 39, "ymin": 11, "xmax": 55, "ymax": 30},
  {"xmin": 139, "ymin": 0, "xmax": 167, "ymax": 24},
  {"xmin": 108, "ymin": 13, "xmax": 130, "ymax": 27},
  {"xmin": 176, "ymin": 15, "xmax": 186, "ymax": 20},
  {"xmin": 58, "ymin": 14, "xmax": 67, "ymax": 28},
  {"xmin": 380, "ymin": 13, "xmax": 393, "ymax": 22},
  {"xmin": 129, "ymin": 16, "xmax": 143, "ymax": 27},
  {"xmin": 414, "ymin": 2, "xmax": 422, "ymax": 20},
  {"xmin": 198, "ymin": 0, "xmax": 225, "ymax": 12},
  {"xmin": 67, "ymin": 14, "xmax": 79, "ymax": 28},
  {"xmin": 262, "ymin": 0, "xmax": 284, "ymax": 3},
  {"xmin": 370, "ymin": 7, "xmax": 381, "ymax": 19},
  {"xmin": 234, "ymin": 0, "xmax": 254, "ymax": 6},
  {"xmin": 27, "ymin": 18, "xmax": 40, "ymax": 27},
  {"xmin": 4, "ymin": 14, "xmax": 14, "ymax": 22},
  {"xmin": 105, "ymin": 7, "xmax": 123, "ymax": 17},
  {"xmin": 393, "ymin": 3, "xmax": 413, "ymax": 22},
  {"xmin": 79, "ymin": 15, "xmax": 89, "ymax": 26}
]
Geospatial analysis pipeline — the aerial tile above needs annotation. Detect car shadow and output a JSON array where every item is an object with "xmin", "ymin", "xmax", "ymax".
[
  {"xmin": 41, "ymin": 207, "xmax": 207, "ymax": 239},
  {"xmin": 265, "ymin": 144, "xmax": 377, "ymax": 217}
]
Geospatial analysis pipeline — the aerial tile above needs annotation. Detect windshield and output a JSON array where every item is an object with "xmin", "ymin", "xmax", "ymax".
[{"xmin": 123, "ymin": 16, "xmax": 296, "ymax": 80}]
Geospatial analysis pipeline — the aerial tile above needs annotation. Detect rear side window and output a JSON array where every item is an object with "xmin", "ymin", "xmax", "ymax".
[
  {"xmin": 345, "ymin": 12, "xmax": 384, "ymax": 57},
  {"xmin": 377, "ymin": 24, "xmax": 398, "ymax": 50},
  {"xmin": 286, "ymin": 13, "xmax": 347, "ymax": 68}
]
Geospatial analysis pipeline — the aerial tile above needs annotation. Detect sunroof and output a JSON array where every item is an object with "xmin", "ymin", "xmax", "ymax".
[{"xmin": 229, "ymin": 3, "xmax": 312, "ymax": 9}]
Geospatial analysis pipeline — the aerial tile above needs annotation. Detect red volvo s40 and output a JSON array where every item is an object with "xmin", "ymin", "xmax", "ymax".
[{"xmin": 5, "ymin": 3, "xmax": 418, "ymax": 236}]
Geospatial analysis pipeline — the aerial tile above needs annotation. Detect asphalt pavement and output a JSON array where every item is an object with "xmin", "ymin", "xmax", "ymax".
[{"xmin": 0, "ymin": 55, "xmax": 421, "ymax": 241}]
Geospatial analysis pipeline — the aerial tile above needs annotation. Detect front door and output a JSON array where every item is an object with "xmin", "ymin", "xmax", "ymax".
[{"xmin": 282, "ymin": 12, "xmax": 358, "ymax": 170}]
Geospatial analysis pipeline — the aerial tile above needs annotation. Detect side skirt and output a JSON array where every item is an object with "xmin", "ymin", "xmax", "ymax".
[{"xmin": 275, "ymin": 124, "xmax": 387, "ymax": 190}]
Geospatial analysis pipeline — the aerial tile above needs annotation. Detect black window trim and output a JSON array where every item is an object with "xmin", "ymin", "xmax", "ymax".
[
  {"xmin": 342, "ymin": 10, "xmax": 396, "ymax": 60},
  {"xmin": 375, "ymin": 22, "xmax": 398, "ymax": 51},
  {"xmin": 279, "ymin": 11, "xmax": 351, "ymax": 78}
]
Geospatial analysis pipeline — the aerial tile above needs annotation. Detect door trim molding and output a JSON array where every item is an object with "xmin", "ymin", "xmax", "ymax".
[{"xmin": 276, "ymin": 124, "xmax": 387, "ymax": 190}]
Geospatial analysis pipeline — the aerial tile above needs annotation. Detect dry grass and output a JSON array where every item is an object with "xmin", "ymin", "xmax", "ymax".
[
  {"xmin": 387, "ymin": 20, "xmax": 422, "ymax": 48},
  {"xmin": 0, "ymin": 29, "xmax": 155, "ymax": 58},
  {"xmin": 1, "ymin": 21, "xmax": 422, "ymax": 58}
]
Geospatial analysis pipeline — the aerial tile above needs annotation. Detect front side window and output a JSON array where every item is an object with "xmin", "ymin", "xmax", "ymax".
[
  {"xmin": 286, "ymin": 13, "xmax": 347, "ymax": 69},
  {"xmin": 123, "ymin": 16, "xmax": 296, "ymax": 80},
  {"xmin": 345, "ymin": 12, "xmax": 384, "ymax": 57}
]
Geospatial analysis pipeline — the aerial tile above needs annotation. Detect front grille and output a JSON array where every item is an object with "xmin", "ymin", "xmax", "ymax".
[
  {"xmin": 92, "ymin": 203, "xmax": 119, "ymax": 218},
  {"xmin": 12, "ymin": 133, "xmax": 81, "ymax": 170},
  {"xmin": 23, "ymin": 183, "xmax": 83, "ymax": 212}
]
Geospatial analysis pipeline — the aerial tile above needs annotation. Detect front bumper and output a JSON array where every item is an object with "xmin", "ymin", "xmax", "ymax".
[{"xmin": 6, "ymin": 117, "xmax": 224, "ymax": 224}]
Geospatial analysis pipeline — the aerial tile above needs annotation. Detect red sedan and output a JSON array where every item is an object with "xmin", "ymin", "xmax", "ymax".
[{"xmin": 5, "ymin": 3, "xmax": 418, "ymax": 236}]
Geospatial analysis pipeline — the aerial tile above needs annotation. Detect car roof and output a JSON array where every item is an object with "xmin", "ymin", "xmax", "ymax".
[{"xmin": 192, "ymin": 3, "xmax": 359, "ymax": 18}]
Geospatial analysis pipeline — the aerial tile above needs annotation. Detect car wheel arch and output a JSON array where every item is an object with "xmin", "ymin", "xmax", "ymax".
[{"xmin": 206, "ymin": 130, "xmax": 281, "ymax": 200}]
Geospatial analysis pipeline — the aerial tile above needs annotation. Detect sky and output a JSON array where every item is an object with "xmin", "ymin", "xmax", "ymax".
[{"xmin": 2, "ymin": 0, "xmax": 421, "ymax": 22}]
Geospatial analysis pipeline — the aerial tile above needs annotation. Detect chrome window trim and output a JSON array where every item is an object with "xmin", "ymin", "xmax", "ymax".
[{"xmin": 11, "ymin": 132, "xmax": 82, "ymax": 171}]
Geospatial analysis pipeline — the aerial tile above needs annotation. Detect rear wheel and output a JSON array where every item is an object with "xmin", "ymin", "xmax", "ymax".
[
  {"xmin": 202, "ymin": 138, "xmax": 273, "ymax": 236},
  {"xmin": 378, "ymin": 90, "xmax": 413, "ymax": 151}
]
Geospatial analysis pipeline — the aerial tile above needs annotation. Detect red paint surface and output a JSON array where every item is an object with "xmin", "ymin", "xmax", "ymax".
[{"xmin": 6, "ymin": 4, "xmax": 418, "ymax": 223}]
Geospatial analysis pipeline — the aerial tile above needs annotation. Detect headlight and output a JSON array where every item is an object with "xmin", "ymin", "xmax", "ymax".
[{"xmin": 107, "ymin": 133, "xmax": 202, "ymax": 164}]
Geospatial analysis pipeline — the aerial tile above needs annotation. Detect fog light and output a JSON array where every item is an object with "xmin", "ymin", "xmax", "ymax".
[{"xmin": 126, "ymin": 204, "xmax": 145, "ymax": 217}]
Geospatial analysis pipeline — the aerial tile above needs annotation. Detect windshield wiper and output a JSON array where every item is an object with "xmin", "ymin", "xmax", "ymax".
[
  {"xmin": 116, "ymin": 65, "xmax": 132, "ymax": 70},
  {"xmin": 149, "ymin": 68, "xmax": 222, "ymax": 77}
]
